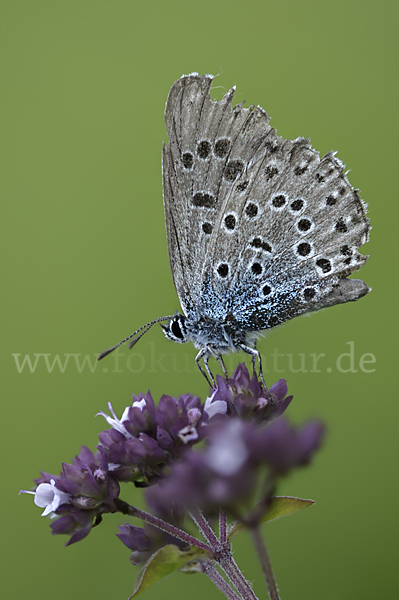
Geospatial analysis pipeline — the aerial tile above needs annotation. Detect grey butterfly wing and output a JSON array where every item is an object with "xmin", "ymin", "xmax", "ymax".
[
  {"xmin": 163, "ymin": 73, "xmax": 260, "ymax": 317},
  {"xmin": 193, "ymin": 81, "xmax": 370, "ymax": 329},
  {"xmin": 163, "ymin": 74, "xmax": 215, "ymax": 315},
  {"xmin": 163, "ymin": 73, "xmax": 370, "ymax": 331}
]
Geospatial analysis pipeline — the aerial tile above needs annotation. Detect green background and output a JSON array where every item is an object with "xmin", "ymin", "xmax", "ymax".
[{"xmin": 2, "ymin": 1, "xmax": 397, "ymax": 598}]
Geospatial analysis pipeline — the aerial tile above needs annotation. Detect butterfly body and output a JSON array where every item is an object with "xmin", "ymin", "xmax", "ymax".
[{"xmin": 163, "ymin": 312, "xmax": 251, "ymax": 351}]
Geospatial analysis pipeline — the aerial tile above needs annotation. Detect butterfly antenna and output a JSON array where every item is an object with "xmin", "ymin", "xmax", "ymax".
[{"xmin": 97, "ymin": 316, "xmax": 174, "ymax": 361}]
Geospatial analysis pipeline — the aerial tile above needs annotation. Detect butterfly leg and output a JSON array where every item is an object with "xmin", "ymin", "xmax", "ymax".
[
  {"xmin": 203, "ymin": 350, "xmax": 218, "ymax": 387},
  {"xmin": 195, "ymin": 347, "xmax": 215, "ymax": 388},
  {"xmin": 251, "ymin": 340, "xmax": 258, "ymax": 377},
  {"xmin": 239, "ymin": 343, "xmax": 270, "ymax": 396},
  {"xmin": 207, "ymin": 346, "xmax": 229, "ymax": 382}
]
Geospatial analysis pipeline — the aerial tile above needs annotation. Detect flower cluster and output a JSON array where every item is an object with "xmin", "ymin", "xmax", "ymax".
[
  {"xmin": 209, "ymin": 365, "xmax": 293, "ymax": 422},
  {"xmin": 21, "ymin": 363, "xmax": 324, "ymax": 559},
  {"xmin": 145, "ymin": 417, "xmax": 324, "ymax": 519},
  {"xmin": 97, "ymin": 390, "xmax": 205, "ymax": 484},
  {"xmin": 25, "ymin": 447, "xmax": 120, "ymax": 545}
]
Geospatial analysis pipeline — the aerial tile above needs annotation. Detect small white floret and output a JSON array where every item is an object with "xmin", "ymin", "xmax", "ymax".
[
  {"xmin": 20, "ymin": 479, "xmax": 71, "ymax": 516},
  {"xmin": 96, "ymin": 402, "xmax": 133, "ymax": 439},
  {"xmin": 204, "ymin": 390, "xmax": 227, "ymax": 420}
]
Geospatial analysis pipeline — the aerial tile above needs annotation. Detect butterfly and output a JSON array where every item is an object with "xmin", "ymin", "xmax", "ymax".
[{"xmin": 98, "ymin": 73, "xmax": 370, "ymax": 387}]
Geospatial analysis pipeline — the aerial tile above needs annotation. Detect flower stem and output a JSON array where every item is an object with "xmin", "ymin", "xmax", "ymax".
[
  {"xmin": 219, "ymin": 553, "xmax": 259, "ymax": 600},
  {"xmin": 200, "ymin": 562, "xmax": 242, "ymax": 600},
  {"xmin": 114, "ymin": 498, "xmax": 211, "ymax": 552},
  {"xmin": 219, "ymin": 509, "xmax": 227, "ymax": 544},
  {"xmin": 251, "ymin": 527, "xmax": 281, "ymax": 600},
  {"xmin": 189, "ymin": 509, "xmax": 221, "ymax": 548},
  {"xmin": 189, "ymin": 509, "xmax": 259, "ymax": 600}
]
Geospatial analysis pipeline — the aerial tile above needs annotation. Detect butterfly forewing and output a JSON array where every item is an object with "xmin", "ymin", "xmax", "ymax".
[{"xmin": 163, "ymin": 74, "xmax": 264, "ymax": 314}]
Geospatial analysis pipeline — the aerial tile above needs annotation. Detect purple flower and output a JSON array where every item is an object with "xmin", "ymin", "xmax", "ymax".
[
  {"xmin": 50, "ymin": 507, "xmax": 98, "ymax": 545},
  {"xmin": 146, "ymin": 424, "xmax": 255, "ymax": 515},
  {"xmin": 117, "ymin": 521, "xmax": 189, "ymax": 565},
  {"xmin": 97, "ymin": 392, "xmax": 207, "ymax": 484},
  {"xmin": 22, "ymin": 362, "xmax": 325, "ymax": 550},
  {"xmin": 205, "ymin": 363, "xmax": 293, "ymax": 423},
  {"xmin": 97, "ymin": 366, "xmax": 292, "ymax": 489},
  {"xmin": 116, "ymin": 524, "xmax": 154, "ymax": 565},
  {"xmin": 97, "ymin": 392, "xmax": 157, "ymax": 439},
  {"xmin": 23, "ymin": 446, "xmax": 120, "ymax": 545},
  {"xmin": 146, "ymin": 415, "xmax": 325, "ymax": 516},
  {"xmin": 246, "ymin": 419, "xmax": 326, "ymax": 473},
  {"xmin": 155, "ymin": 393, "xmax": 206, "ymax": 452}
]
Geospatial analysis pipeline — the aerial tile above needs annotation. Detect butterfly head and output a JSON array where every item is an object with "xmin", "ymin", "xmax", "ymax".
[{"xmin": 161, "ymin": 314, "xmax": 188, "ymax": 344}]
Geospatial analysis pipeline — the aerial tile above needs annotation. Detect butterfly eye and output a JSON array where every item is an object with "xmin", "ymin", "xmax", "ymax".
[{"xmin": 171, "ymin": 319, "xmax": 184, "ymax": 339}]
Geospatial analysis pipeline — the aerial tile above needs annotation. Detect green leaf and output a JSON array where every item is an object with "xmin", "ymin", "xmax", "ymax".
[
  {"xmin": 130, "ymin": 544, "xmax": 211, "ymax": 598},
  {"xmin": 227, "ymin": 496, "xmax": 315, "ymax": 541}
]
